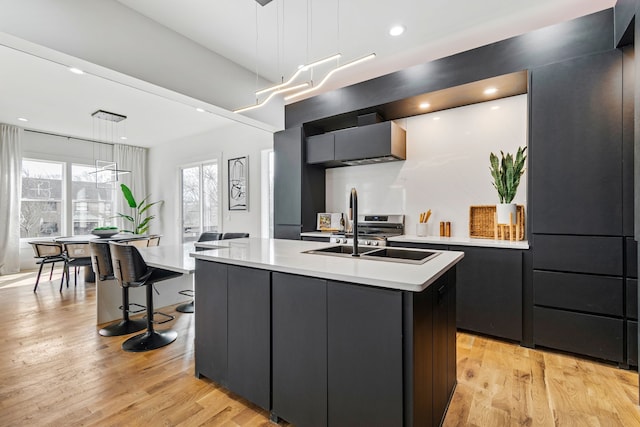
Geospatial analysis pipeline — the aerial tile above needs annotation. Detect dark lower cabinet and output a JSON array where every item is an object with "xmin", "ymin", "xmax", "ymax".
[
  {"xmin": 194, "ymin": 262, "xmax": 270, "ymax": 411},
  {"xmin": 327, "ymin": 281, "xmax": 404, "ymax": 427},
  {"xmin": 226, "ymin": 266, "xmax": 271, "ymax": 411},
  {"xmin": 272, "ymin": 273, "xmax": 327, "ymax": 427},
  {"xmin": 628, "ymin": 321, "xmax": 638, "ymax": 366},
  {"xmin": 533, "ymin": 306, "xmax": 624, "ymax": 363},
  {"xmin": 195, "ymin": 260, "xmax": 458, "ymax": 426},
  {"xmin": 627, "ymin": 279, "xmax": 638, "ymax": 320},
  {"xmin": 194, "ymin": 260, "xmax": 228, "ymax": 385},
  {"xmin": 449, "ymin": 245, "xmax": 522, "ymax": 341}
]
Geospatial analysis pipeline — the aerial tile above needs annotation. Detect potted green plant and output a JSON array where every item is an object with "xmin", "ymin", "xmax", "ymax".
[
  {"xmin": 489, "ymin": 146, "xmax": 527, "ymax": 224},
  {"xmin": 115, "ymin": 184, "xmax": 163, "ymax": 234}
]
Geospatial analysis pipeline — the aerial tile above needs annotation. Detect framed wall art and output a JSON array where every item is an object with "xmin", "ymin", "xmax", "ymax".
[{"xmin": 228, "ymin": 156, "xmax": 248, "ymax": 210}]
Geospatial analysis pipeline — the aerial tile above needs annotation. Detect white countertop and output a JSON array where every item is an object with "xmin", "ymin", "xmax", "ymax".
[
  {"xmin": 389, "ymin": 235, "xmax": 529, "ymax": 250},
  {"xmin": 137, "ymin": 243, "xmax": 196, "ymax": 274},
  {"xmin": 192, "ymin": 238, "xmax": 463, "ymax": 292}
]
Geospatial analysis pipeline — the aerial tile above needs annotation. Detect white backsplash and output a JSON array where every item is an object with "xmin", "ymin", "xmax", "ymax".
[{"xmin": 325, "ymin": 95, "xmax": 528, "ymax": 238}]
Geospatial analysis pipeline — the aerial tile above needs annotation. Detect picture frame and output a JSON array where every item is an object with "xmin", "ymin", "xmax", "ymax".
[{"xmin": 228, "ymin": 156, "xmax": 248, "ymax": 211}]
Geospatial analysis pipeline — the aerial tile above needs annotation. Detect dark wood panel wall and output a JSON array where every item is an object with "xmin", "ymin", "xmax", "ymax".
[{"xmin": 285, "ymin": 10, "xmax": 614, "ymax": 128}]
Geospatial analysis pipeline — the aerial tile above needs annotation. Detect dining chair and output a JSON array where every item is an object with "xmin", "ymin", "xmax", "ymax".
[
  {"xmin": 29, "ymin": 241, "xmax": 65, "ymax": 292},
  {"xmin": 90, "ymin": 241, "xmax": 146, "ymax": 337},
  {"xmin": 109, "ymin": 242, "xmax": 182, "ymax": 352},
  {"xmin": 61, "ymin": 242, "xmax": 93, "ymax": 291},
  {"xmin": 122, "ymin": 237, "xmax": 151, "ymax": 248},
  {"xmin": 222, "ymin": 232, "xmax": 250, "ymax": 239},
  {"xmin": 147, "ymin": 235, "xmax": 161, "ymax": 247}
]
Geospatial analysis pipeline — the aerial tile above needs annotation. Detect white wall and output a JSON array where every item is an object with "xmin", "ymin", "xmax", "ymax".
[
  {"xmin": 326, "ymin": 95, "xmax": 527, "ymax": 238},
  {"xmin": 148, "ymin": 123, "xmax": 273, "ymax": 246}
]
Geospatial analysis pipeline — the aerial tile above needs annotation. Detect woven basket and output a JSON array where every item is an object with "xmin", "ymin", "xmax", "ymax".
[{"xmin": 469, "ymin": 205, "xmax": 525, "ymax": 240}]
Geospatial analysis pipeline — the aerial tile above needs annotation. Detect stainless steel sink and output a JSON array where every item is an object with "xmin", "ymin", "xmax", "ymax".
[
  {"xmin": 303, "ymin": 245, "xmax": 440, "ymax": 264},
  {"xmin": 307, "ymin": 245, "xmax": 358, "ymax": 255},
  {"xmin": 362, "ymin": 248, "xmax": 440, "ymax": 264}
]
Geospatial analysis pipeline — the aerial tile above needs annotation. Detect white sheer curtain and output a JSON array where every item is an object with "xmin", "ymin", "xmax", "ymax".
[
  {"xmin": 113, "ymin": 144, "xmax": 147, "ymax": 232},
  {"xmin": 0, "ymin": 124, "xmax": 22, "ymax": 274}
]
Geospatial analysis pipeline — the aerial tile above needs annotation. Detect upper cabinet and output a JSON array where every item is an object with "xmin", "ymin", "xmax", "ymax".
[
  {"xmin": 529, "ymin": 50, "xmax": 623, "ymax": 236},
  {"xmin": 307, "ymin": 121, "xmax": 406, "ymax": 167}
]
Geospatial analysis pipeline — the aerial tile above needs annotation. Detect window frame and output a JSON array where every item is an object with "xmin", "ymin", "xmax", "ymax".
[{"xmin": 179, "ymin": 158, "xmax": 221, "ymax": 243}]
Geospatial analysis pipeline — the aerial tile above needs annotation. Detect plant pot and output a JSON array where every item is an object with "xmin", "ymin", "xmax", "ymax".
[{"xmin": 496, "ymin": 203, "xmax": 517, "ymax": 224}]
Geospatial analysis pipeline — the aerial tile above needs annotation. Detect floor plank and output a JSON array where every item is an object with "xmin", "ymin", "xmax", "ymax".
[{"xmin": 0, "ymin": 268, "xmax": 638, "ymax": 426}]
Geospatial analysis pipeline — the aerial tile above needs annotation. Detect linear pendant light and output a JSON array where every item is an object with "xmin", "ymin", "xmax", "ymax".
[
  {"xmin": 234, "ymin": 82, "xmax": 310, "ymax": 113},
  {"xmin": 284, "ymin": 53, "xmax": 376, "ymax": 101},
  {"xmin": 255, "ymin": 53, "xmax": 341, "ymax": 95}
]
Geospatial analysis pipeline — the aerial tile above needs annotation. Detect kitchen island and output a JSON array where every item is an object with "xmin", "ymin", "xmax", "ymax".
[{"xmin": 192, "ymin": 238, "xmax": 464, "ymax": 427}]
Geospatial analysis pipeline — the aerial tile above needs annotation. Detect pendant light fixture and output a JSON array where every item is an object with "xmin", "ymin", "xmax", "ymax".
[
  {"xmin": 234, "ymin": 0, "xmax": 375, "ymax": 113},
  {"xmin": 90, "ymin": 109, "xmax": 130, "ymax": 188}
]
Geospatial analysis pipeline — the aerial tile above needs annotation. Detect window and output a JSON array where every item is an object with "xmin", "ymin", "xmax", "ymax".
[
  {"xmin": 71, "ymin": 164, "xmax": 114, "ymax": 235},
  {"xmin": 181, "ymin": 160, "xmax": 219, "ymax": 243},
  {"xmin": 20, "ymin": 159, "xmax": 116, "ymax": 239},
  {"xmin": 20, "ymin": 159, "xmax": 64, "ymax": 238}
]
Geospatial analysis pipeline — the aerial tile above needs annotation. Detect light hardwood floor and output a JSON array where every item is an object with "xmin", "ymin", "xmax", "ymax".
[{"xmin": 0, "ymin": 268, "xmax": 638, "ymax": 426}]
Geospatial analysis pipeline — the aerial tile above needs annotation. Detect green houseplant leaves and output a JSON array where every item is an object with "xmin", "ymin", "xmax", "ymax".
[
  {"xmin": 116, "ymin": 183, "xmax": 163, "ymax": 234},
  {"xmin": 489, "ymin": 146, "xmax": 527, "ymax": 204}
]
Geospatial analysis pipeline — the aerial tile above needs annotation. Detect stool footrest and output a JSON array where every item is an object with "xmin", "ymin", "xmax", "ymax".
[
  {"xmin": 145, "ymin": 311, "xmax": 175, "ymax": 324},
  {"xmin": 119, "ymin": 302, "xmax": 146, "ymax": 314},
  {"xmin": 178, "ymin": 289, "xmax": 195, "ymax": 297}
]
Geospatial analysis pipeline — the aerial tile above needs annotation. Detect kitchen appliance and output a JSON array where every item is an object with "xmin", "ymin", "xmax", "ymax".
[{"xmin": 330, "ymin": 214, "xmax": 404, "ymax": 247}]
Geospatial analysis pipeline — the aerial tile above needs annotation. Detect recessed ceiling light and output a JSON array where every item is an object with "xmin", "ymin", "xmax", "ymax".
[
  {"xmin": 69, "ymin": 67, "xmax": 84, "ymax": 75},
  {"xmin": 491, "ymin": 106, "xmax": 500, "ymax": 110},
  {"xmin": 389, "ymin": 25, "xmax": 405, "ymax": 36},
  {"xmin": 17, "ymin": 117, "xmax": 28, "ymax": 122},
  {"xmin": 484, "ymin": 87, "xmax": 498, "ymax": 95},
  {"xmin": 196, "ymin": 108, "xmax": 205, "ymax": 113},
  {"xmin": 120, "ymin": 136, "xmax": 128, "ymax": 140},
  {"xmin": 433, "ymin": 117, "xmax": 441, "ymax": 121},
  {"xmin": 419, "ymin": 102, "xmax": 430, "ymax": 109}
]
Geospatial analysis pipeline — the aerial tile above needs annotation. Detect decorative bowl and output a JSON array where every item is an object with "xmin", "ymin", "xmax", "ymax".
[{"xmin": 91, "ymin": 228, "xmax": 119, "ymax": 238}]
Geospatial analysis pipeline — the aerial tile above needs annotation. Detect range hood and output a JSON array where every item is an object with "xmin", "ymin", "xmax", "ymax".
[{"xmin": 306, "ymin": 120, "xmax": 406, "ymax": 167}]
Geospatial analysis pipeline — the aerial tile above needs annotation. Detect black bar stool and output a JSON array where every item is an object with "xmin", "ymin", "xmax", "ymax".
[
  {"xmin": 176, "ymin": 231, "xmax": 223, "ymax": 313},
  {"xmin": 109, "ymin": 242, "xmax": 182, "ymax": 352},
  {"xmin": 90, "ymin": 241, "xmax": 146, "ymax": 337}
]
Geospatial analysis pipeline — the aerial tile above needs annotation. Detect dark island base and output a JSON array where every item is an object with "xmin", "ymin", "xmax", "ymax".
[{"xmin": 194, "ymin": 259, "xmax": 457, "ymax": 427}]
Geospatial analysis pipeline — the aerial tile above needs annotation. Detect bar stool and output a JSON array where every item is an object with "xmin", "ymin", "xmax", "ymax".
[
  {"xmin": 109, "ymin": 242, "xmax": 182, "ymax": 352},
  {"xmin": 176, "ymin": 232, "xmax": 223, "ymax": 313},
  {"xmin": 29, "ymin": 241, "xmax": 65, "ymax": 292},
  {"xmin": 90, "ymin": 241, "xmax": 146, "ymax": 337},
  {"xmin": 222, "ymin": 232, "xmax": 249, "ymax": 239}
]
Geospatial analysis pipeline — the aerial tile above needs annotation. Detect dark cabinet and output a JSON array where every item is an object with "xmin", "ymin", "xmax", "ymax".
[
  {"xmin": 534, "ymin": 271, "xmax": 623, "ymax": 317},
  {"xmin": 534, "ymin": 307, "xmax": 624, "ymax": 363},
  {"xmin": 274, "ymin": 126, "xmax": 325, "ymax": 239},
  {"xmin": 627, "ymin": 279, "xmax": 638, "ymax": 320},
  {"xmin": 432, "ymin": 274, "xmax": 456, "ymax": 426},
  {"xmin": 306, "ymin": 133, "xmax": 335, "ymax": 164},
  {"xmin": 194, "ymin": 260, "xmax": 228, "ymax": 385},
  {"xmin": 626, "ymin": 237, "xmax": 638, "ymax": 278},
  {"xmin": 272, "ymin": 273, "xmax": 327, "ymax": 427},
  {"xmin": 628, "ymin": 321, "xmax": 638, "ymax": 366},
  {"xmin": 327, "ymin": 281, "xmax": 404, "ymax": 427},
  {"xmin": 449, "ymin": 245, "xmax": 523, "ymax": 341},
  {"xmin": 532, "ymin": 235, "xmax": 623, "ymax": 276},
  {"xmin": 194, "ymin": 263, "xmax": 271, "ymax": 411},
  {"xmin": 530, "ymin": 49, "xmax": 623, "ymax": 235},
  {"xmin": 226, "ymin": 266, "xmax": 271, "ymax": 411}
]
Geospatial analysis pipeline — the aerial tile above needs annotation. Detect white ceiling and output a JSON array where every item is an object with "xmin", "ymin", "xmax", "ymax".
[
  {"xmin": 0, "ymin": 0, "xmax": 616, "ymax": 147},
  {"xmin": 117, "ymin": 0, "xmax": 616, "ymax": 97}
]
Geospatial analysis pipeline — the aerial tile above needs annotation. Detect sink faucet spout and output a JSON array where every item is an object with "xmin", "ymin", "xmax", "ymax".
[{"xmin": 351, "ymin": 188, "xmax": 359, "ymax": 257}]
